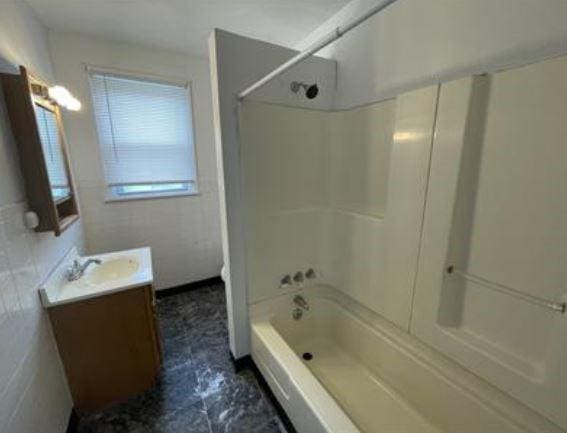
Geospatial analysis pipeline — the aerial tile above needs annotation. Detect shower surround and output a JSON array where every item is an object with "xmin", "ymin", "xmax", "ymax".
[
  {"xmin": 211, "ymin": 29, "xmax": 567, "ymax": 433},
  {"xmin": 236, "ymin": 56, "xmax": 567, "ymax": 432},
  {"xmin": 239, "ymin": 85, "xmax": 437, "ymax": 330}
]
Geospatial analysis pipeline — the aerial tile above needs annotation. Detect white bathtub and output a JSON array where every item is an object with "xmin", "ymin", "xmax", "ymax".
[{"xmin": 250, "ymin": 285, "xmax": 561, "ymax": 433}]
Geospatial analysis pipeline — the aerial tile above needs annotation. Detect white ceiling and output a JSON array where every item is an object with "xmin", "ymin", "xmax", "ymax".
[{"xmin": 25, "ymin": 0, "xmax": 351, "ymax": 56}]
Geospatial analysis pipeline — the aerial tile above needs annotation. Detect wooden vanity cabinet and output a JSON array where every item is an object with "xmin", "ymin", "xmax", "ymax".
[{"xmin": 48, "ymin": 285, "xmax": 161, "ymax": 413}]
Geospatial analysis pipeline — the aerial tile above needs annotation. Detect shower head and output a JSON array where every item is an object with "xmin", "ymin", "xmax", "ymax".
[
  {"xmin": 305, "ymin": 84, "xmax": 319, "ymax": 99},
  {"xmin": 290, "ymin": 81, "xmax": 319, "ymax": 99}
]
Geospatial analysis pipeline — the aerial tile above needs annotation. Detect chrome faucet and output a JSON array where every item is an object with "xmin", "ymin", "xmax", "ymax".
[
  {"xmin": 293, "ymin": 294, "xmax": 309, "ymax": 311},
  {"xmin": 67, "ymin": 258, "xmax": 102, "ymax": 281}
]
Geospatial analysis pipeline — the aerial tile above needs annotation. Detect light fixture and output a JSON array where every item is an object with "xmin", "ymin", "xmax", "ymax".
[{"xmin": 48, "ymin": 85, "xmax": 82, "ymax": 111}]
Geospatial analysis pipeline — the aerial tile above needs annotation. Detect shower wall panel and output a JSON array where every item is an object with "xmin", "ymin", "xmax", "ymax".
[
  {"xmin": 321, "ymin": 87, "xmax": 438, "ymax": 329},
  {"xmin": 412, "ymin": 56, "xmax": 567, "ymax": 429},
  {"xmin": 239, "ymin": 102, "xmax": 327, "ymax": 303},
  {"xmin": 326, "ymin": 101, "xmax": 395, "ymax": 218},
  {"xmin": 241, "ymin": 86, "xmax": 438, "ymax": 330}
]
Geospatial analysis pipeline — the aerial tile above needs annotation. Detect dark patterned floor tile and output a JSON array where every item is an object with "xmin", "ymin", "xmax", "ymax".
[
  {"xmin": 161, "ymin": 333, "xmax": 193, "ymax": 369},
  {"xmin": 143, "ymin": 400, "xmax": 210, "ymax": 433},
  {"xmin": 158, "ymin": 313, "xmax": 187, "ymax": 338},
  {"xmin": 203, "ymin": 370, "xmax": 277, "ymax": 433},
  {"xmin": 187, "ymin": 323, "xmax": 230, "ymax": 354},
  {"xmin": 150, "ymin": 360, "xmax": 202, "ymax": 412},
  {"xmin": 256, "ymin": 418, "xmax": 288, "ymax": 433},
  {"xmin": 78, "ymin": 405, "xmax": 150, "ymax": 433},
  {"xmin": 79, "ymin": 361, "xmax": 202, "ymax": 432},
  {"xmin": 192, "ymin": 345, "xmax": 236, "ymax": 385},
  {"xmin": 157, "ymin": 296, "xmax": 184, "ymax": 319}
]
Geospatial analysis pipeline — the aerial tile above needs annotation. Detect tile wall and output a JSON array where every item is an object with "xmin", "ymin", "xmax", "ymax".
[
  {"xmin": 0, "ymin": 202, "xmax": 83, "ymax": 432},
  {"xmin": 0, "ymin": 2, "xmax": 85, "ymax": 432}
]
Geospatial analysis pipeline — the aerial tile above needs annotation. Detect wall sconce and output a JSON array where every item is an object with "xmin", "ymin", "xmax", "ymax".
[{"xmin": 48, "ymin": 85, "xmax": 82, "ymax": 111}]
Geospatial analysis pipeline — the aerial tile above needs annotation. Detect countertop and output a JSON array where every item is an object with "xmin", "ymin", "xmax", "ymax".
[{"xmin": 39, "ymin": 247, "xmax": 153, "ymax": 308}]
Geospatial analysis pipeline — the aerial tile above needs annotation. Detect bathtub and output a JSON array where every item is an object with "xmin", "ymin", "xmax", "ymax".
[{"xmin": 250, "ymin": 285, "xmax": 560, "ymax": 433}]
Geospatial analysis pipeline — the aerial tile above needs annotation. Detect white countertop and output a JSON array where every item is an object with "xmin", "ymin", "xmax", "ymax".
[{"xmin": 39, "ymin": 247, "xmax": 153, "ymax": 308}]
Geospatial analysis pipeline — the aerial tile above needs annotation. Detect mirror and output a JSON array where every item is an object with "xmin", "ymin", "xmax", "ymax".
[
  {"xmin": 1, "ymin": 66, "xmax": 79, "ymax": 236},
  {"xmin": 34, "ymin": 103, "xmax": 71, "ymax": 202}
]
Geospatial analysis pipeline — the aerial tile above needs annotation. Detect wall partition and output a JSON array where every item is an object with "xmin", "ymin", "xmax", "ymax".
[{"xmin": 209, "ymin": 29, "xmax": 337, "ymax": 357}]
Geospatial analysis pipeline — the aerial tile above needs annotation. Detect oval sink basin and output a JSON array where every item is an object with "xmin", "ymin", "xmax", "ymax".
[{"xmin": 87, "ymin": 257, "xmax": 139, "ymax": 284}]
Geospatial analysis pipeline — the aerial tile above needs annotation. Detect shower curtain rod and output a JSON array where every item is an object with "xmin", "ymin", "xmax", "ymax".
[{"xmin": 236, "ymin": 0, "xmax": 399, "ymax": 101}]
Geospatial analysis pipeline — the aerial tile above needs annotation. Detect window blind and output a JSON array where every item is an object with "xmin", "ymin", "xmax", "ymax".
[
  {"xmin": 88, "ymin": 71, "xmax": 196, "ymax": 187},
  {"xmin": 34, "ymin": 105, "xmax": 70, "ymax": 199}
]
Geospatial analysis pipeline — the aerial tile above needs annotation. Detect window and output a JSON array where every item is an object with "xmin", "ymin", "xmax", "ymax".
[{"xmin": 88, "ymin": 69, "xmax": 197, "ymax": 200}]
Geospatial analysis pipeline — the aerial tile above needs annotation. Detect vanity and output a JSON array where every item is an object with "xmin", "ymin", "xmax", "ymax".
[{"xmin": 40, "ymin": 247, "xmax": 161, "ymax": 413}]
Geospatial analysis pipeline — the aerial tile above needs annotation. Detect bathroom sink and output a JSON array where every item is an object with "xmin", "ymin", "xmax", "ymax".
[
  {"xmin": 39, "ymin": 247, "xmax": 153, "ymax": 308},
  {"xmin": 87, "ymin": 257, "xmax": 140, "ymax": 284}
]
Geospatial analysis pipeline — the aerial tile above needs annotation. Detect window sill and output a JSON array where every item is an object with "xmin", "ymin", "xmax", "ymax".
[{"xmin": 104, "ymin": 189, "xmax": 200, "ymax": 203}]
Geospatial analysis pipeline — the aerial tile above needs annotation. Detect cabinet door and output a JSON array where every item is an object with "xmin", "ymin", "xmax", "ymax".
[{"xmin": 49, "ymin": 286, "xmax": 161, "ymax": 412}]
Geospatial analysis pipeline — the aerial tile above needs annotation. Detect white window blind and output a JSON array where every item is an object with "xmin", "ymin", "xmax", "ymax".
[
  {"xmin": 34, "ymin": 104, "xmax": 71, "ymax": 200},
  {"xmin": 88, "ymin": 71, "xmax": 196, "ymax": 195}
]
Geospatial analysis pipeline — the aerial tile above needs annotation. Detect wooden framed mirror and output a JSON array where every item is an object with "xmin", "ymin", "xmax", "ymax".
[{"xmin": 1, "ymin": 66, "xmax": 79, "ymax": 236}]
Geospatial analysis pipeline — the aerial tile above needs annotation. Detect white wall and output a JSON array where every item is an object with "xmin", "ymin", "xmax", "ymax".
[
  {"xmin": 48, "ymin": 31, "xmax": 223, "ymax": 290},
  {"xmin": 297, "ymin": 0, "xmax": 567, "ymax": 109},
  {"xmin": 0, "ymin": 2, "xmax": 83, "ymax": 432},
  {"xmin": 209, "ymin": 29, "xmax": 337, "ymax": 357}
]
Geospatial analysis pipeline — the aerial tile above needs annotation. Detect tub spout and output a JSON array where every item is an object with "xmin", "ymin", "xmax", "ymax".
[{"xmin": 293, "ymin": 295, "xmax": 309, "ymax": 311}]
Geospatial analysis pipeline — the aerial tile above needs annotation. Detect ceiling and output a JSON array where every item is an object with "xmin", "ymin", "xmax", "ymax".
[{"xmin": 25, "ymin": 0, "xmax": 351, "ymax": 56}]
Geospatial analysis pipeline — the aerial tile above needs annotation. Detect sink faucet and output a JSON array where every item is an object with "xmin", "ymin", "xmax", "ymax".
[
  {"xmin": 293, "ymin": 294, "xmax": 309, "ymax": 311},
  {"xmin": 67, "ymin": 258, "xmax": 102, "ymax": 281}
]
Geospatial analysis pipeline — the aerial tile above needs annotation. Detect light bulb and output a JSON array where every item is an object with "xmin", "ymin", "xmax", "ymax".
[
  {"xmin": 48, "ymin": 85, "xmax": 71, "ymax": 102},
  {"xmin": 48, "ymin": 85, "xmax": 82, "ymax": 111},
  {"xmin": 66, "ymin": 97, "xmax": 82, "ymax": 111}
]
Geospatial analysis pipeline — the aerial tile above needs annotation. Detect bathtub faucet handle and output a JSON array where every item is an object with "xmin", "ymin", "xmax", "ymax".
[
  {"xmin": 280, "ymin": 274, "xmax": 292, "ymax": 289},
  {"xmin": 305, "ymin": 268, "xmax": 317, "ymax": 279}
]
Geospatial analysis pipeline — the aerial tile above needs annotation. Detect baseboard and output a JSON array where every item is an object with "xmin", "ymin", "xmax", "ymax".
[
  {"xmin": 230, "ymin": 352, "xmax": 255, "ymax": 373},
  {"xmin": 231, "ymin": 354, "xmax": 297, "ymax": 433},
  {"xmin": 155, "ymin": 276, "xmax": 223, "ymax": 298},
  {"xmin": 66, "ymin": 408, "xmax": 79, "ymax": 433}
]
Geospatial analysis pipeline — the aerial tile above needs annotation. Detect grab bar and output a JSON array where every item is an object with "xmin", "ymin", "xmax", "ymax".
[{"xmin": 445, "ymin": 265, "xmax": 566, "ymax": 314}]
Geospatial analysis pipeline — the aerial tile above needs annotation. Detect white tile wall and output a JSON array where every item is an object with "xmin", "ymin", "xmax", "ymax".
[
  {"xmin": 0, "ymin": 202, "xmax": 81, "ymax": 433},
  {"xmin": 0, "ymin": 3, "xmax": 84, "ymax": 432},
  {"xmin": 48, "ymin": 32, "xmax": 223, "ymax": 290}
]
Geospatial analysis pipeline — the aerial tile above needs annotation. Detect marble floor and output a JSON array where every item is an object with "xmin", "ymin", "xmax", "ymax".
[{"xmin": 78, "ymin": 282, "xmax": 289, "ymax": 433}]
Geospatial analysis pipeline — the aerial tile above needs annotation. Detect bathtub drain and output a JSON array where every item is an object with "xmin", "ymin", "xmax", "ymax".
[{"xmin": 302, "ymin": 352, "xmax": 313, "ymax": 361}]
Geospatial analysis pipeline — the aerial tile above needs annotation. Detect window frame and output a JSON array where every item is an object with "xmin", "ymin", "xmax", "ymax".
[
  {"xmin": 86, "ymin": 65, "xmax": 200, "ymax": 202},
  {"xmin": 105, "ymin": 181, "xmax": 199, "ymax": 202}
]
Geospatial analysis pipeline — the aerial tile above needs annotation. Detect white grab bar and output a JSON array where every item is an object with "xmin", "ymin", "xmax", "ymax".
[{"xmin": 445, "ymin": 265, "xmax": 565, "ymax": 314}]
